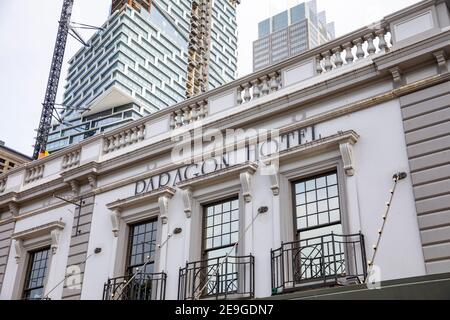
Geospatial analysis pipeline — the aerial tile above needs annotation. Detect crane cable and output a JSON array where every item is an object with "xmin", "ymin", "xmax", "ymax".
[
  {"xmin": 364, "ymin": 172, "xmax": 407, "ymax": 284},
  {"xmin": 42, "ymin": 249, "xmax": 99, "ymax": 300}
]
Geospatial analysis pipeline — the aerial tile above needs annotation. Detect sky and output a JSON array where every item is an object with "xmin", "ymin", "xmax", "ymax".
[{"xmin": 0, "ymin": 0, "xmax": 420, "ymax": 156}]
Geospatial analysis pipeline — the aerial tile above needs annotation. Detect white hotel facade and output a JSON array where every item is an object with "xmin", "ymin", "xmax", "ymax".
[{"xmin": 1, "ymin": 0, "xmax": 450, "ymax": 300}]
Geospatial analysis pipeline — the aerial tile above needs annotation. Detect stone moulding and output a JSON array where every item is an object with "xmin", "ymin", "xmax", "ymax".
[
  {"xmin": 106, "ymin": 187, "xmax": 176, "ymax": 237},
  {"xmin": 12, "ymin": 220, "xmax": 66, "ymax": 261}
]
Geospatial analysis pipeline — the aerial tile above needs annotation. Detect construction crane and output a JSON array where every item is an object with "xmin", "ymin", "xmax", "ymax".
[
  {"xmin": 33, "ymin": 1, "xmax": 103, "ymax": 160},
  {"xmin": 33, "ymin": 0, "xmax": 75, "ymax": 160}
]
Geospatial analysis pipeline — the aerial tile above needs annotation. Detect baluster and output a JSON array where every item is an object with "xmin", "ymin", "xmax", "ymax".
[
  {"xmin": 114, "ymin": 135, "xmax": 119, "ymax": 151},
  {"xmin": 261, "ymin": 76, "xmax": 269, "ymax": 96},
  {"xmin": 120, "ymin": 132, "xmax": 126, "ymax": 148},
  {"xmin": 353, "ymin": 38, "xmax": 365, "ymax": 59},
  {"xmin": 191, "ymin": 106, "xmax": 198, "ymax": 122},
  {"xmin": 197, "ymin": 103, "xmax": 204, "ymax": 120},
  {"xmin": 332, "ymin": 47, "xmax": 343, "ymax": 68},
  {"xmin": 200, "ymin": 101, "xmax": 208, "ymax": 118},
  {"xmin": 236, "ymin": 87, "xmax": 243, "ymax": 105},
  {"xmin": 242, "ymin": 83, "xmax": 251, "ymax": 102},
  {"xmin": 169, "ymin": 113, "xmax": 176, "ymax": 130},
  {"xmin": 269, "ymin": 72, "xmax": 279, "ymax": 92},
  {"xmin": 385, "ymin": 26, "xmax": 392, "ymax": 47},
  {"xmin": 130, "ymin": 128, "xmax": 138, "ymax": 144},
  {"xmin": 343, "ymin": 42, "xmax": 354, "ymax": 64},
  {"xmin": 175, "ymin": 110, "xmax": 183, "ymax": 128},
  {"xmin": 251, "ymin": 79, "xmax": 260, "ymax": 99},
  {"xmin": 364, "ymin": 33, "xmax": 376, "ymax": 55},
  {"xmin": 316, "ymin": 56, "xmax": 323, "ymax": 74},
  {"xmin": 322, "ymin": 51, "xmax": 333, "ymax": 71},
  {"xmin": 138, "ymin": 125, "xmax": 145, "ymax": 140},
  {"xmin": 126, "ymin": 130, "xmax": 132, "ymax": 145},
  {"xmin": 182, "ymin": 107, "xmax": 191, "ymax": 125},
  {"xmin": 107, "ymin": 137, "xmax": 114, "ymax": 153},
  {"xmin": 376, "ymin": 29, "xmax": 388, "ymax": 53},
  {"xmin": 103, "ymin": 139, "xmax": 109, "ymax": 154}
]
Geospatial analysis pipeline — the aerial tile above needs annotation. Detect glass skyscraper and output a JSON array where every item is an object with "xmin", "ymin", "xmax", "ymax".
[
  {"xmin": 47, "ymin": 0, "xmax": 238, "ymax": 153},
  {"xmin": 253, "ymin": 0, "xmax": 334, "ymax": 71}
]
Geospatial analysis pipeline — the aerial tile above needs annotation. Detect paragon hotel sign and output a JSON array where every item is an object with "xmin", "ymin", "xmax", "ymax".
[{"xmin": 135, "ymin": 125, "xmax": 316, "ymax": 195}]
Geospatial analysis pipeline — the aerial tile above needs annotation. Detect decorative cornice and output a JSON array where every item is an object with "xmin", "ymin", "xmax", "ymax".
[
  {"xmin": 107, "ymin": 187, "xmax": 175, "ymax": 236},
  {"xmin": 261, "ymin": 131, "xmax": 360, "ymax": 166},
  {"xmin": 12, "ymin": 220, "xmax": 65, "ymax": 258},
  {"xmin": 176, "ymin": 162, "xmax": 258, "ymax": 190},
  {"xmin": 240, "ymin": 171, "xmax": 254, "ymax": 203},
  {"xmin": 340, "ymin": 142, "xmax": 357, "ymax": 176},
  {"xmin": 181, "ymin": 187, "xmax": 194, "ymax": 218},
  {"xmin": 12, "ymin": 221, "xmax": 65, "ymax": 241},
  {"xmin": 433, "ymin": 50, "xmax": 448, "ymax": 73},
  {"xmin": 389, "ymin": 66, "xmax": 404, "ymax": 89},
  {"xmin": 106, "ymin": 187, "xmax": 176, "ymax": 211}
]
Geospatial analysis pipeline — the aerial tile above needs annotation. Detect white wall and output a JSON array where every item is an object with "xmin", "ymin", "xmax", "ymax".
[
  {"xmin": 0, "ymin": 204, "xmax": 74, "ymax": 299},
  {"xmin": 316, "ymin": 99, "xmax": 426, "ymax": 280}
]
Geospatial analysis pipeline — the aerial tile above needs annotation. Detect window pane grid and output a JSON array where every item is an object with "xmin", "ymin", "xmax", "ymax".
[
  {"xmin": 204, "ymin": 198, "xmax": 239, "ymax": 251},
  {"xmin": 127, "ymin": 219, "xmax": 157, "ymax": 274},
  {"xmin": 203, "ymin": 198, "xmax": 240, "ymax": 296},
  {"xmin": 23, "ymin": 248, "xmax": 50, "ymax": 300},
  {"xmin": 295, "ymin": 172, "xmax": 341, "ymax": 231}
]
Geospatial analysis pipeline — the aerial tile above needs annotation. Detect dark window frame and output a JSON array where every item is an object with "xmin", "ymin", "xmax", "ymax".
[
  {"xmin": 125, "ymin": 218, "xmax": 158, "ymax": 276},
  {"xmin": 22, "ymin": 247, "xmax": 51, "ymax": 300},
  {"xmin": 291, "ymin": 170, "xmax": 343, "ymax": 240},
  {"xmin": 200, "ymin": 197, "xmax": 240, "ymax": 297},
  {"xmin": 201, "ymin": 197, "xmax": 240, "ymax": 258}
]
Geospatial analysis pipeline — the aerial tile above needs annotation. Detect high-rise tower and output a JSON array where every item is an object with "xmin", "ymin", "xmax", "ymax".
[
  {"xmin": 253, "ymin": 0, "xmax": 334, "ymax": 71},
  {"xmin": 46, "ymin": 0, "xmax": 238, "ymax": 153}
]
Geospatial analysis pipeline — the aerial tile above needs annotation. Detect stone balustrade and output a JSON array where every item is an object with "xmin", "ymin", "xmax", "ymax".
[
  {"xmin": 169, "ymin": 99, "xmax": 208, "ymax": 129},
  {"xmin": 24, "ymin": 165, "xmax": 45, "ymax": 184},
  {"xmin": 236, "ymin": 71, "xmax": 282, "ymax": 105},
  {"xmin": 0, "ymin": 178, "xmax": 6, "ymax": 194},
  {"xmin": 316, "ymin": 26, "xmax": 391, "ymax": 74},
  {"xmin": 61, "ymin": 149, "xmax": 81, "ymax": 170},
  {"xmin": 103, "ymin": 124, "xmax": 146, "ymax": 154}
]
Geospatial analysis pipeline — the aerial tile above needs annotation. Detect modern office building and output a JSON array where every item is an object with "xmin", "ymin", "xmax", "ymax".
[
  {"xmin": 46, "ymin": 0, "xmax": 238, "ymax": 153},
  {"xmin": 253, "ymin": 0, "xmax": 335, "ymax": 71},
  {"xmin": 0, "ymin": 141, "xmax": 31, "ymax": 175},
  {"xmin": 2, "ymin": 0, "xmax": 450, "ymax": 301}
]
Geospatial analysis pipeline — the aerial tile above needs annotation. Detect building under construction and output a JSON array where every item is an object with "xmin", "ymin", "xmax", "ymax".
[
  {"xmin": 111, "ymin": 0, "xmax": 152, "ymax": 13},
  {"xmin": 46, "ymin": 0, "xmax": 239, "ymax": 153}
]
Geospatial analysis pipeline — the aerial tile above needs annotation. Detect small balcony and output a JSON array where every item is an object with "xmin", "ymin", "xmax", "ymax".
[
  {"xmin": 271, "ymin": 233, "xmax": 367, "ymax": 295},
  {"xmin": 103, "ymin": 272, "xmax": 166, "ymax": 300},
  {"xmin": 178, "ymin": 255, "xmax": 255, "ymax": 300}
]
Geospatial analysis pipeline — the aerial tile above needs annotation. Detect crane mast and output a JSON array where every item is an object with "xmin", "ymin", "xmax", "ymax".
[{"xmin": 33, "ymin": 0, "xmax": 74, "ymax": 160}]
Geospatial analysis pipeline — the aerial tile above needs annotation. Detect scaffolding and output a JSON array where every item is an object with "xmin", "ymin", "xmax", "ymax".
[
  {"xmin": 186, "ymin": 0, "xmax": 240, "ymax": 98},
  {"xmin": 111, "ymin": 0, "xmax": 152, "ymax": 13}
]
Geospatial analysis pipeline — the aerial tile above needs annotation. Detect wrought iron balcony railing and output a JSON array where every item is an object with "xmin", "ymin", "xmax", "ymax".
[
  {"xmin": 271, "ymin": 233, "xmax": 367, "ymax": 295},
  {"xmin": 103, "ymin": 272, "xmax": 166, "ymax": 300},
  {"xmin": 178, "ymin": 254, "xmax": 255, "ymax": 300}
]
